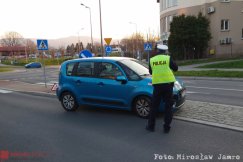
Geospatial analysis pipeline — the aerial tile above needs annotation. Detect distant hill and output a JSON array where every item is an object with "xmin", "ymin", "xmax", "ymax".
[
  {"xmin": 46, "ymin": 36, "xmax": 121, "ymax": 48},
  {"xmin": 30, "ymin": 36, "xmax": 94, "ymax": 49},
  {"xmin": 1, "ymin": 36, "xmax": 121, "ymax": 49}
]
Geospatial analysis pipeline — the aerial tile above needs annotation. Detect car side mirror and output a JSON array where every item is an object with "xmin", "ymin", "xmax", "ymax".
[{"xmin": 116, "ymin": 76, "xmax": 127, "ymax": 84}]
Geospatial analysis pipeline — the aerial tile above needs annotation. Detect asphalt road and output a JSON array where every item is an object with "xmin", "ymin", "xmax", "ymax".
[
  {"xmin": 1, "ymin": 66, "xmax": 243, "ymax": 107},
  {"xmin": 182, "ymin": 78, "xmax": 243, "ymax": 107},
  {"xmin": 0, "ymin": 91, "xmax": 242, "ymax": 162},
  {"xmin": 0, "ymin": 66, "xmax": 58, "ymax": 84},
  {"xmin": 0, "ymin": 67, "xmax": 243, "ymax": 107}
]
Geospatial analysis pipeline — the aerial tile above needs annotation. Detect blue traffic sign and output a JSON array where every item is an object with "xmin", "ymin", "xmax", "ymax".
[
  {"xmin": 105, "ymin": 46, "xmax": 112, "ymax": 56},
  {"xmin": 37, "ymin": 39, "xmax": 48, "ymax": 50},
  {"xmin": 144, "ymin": 43, "xmax": 152, "ymax": 51},
  {"xmin": 79, "ymin": 50, "xmax": 92, "ymax": 58}
]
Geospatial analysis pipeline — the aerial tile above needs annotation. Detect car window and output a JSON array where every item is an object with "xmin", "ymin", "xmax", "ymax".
[
  {"xmin": 117, "ymin": 62, "xmax": 141, "ymax": 81},
  {"xmin": 76, "ymin": 62, "xmax": 94, "ymax": 77},
  {"xmin": 97, "ymin": 62, "xmax": 123, "ymax": 80},
  {"xmin": 66, "ymin": 62, "xmax": 76, "ymax": 76},
  {"xmin": 119, "ymin": 59, "xmax": 149, "ymax": 76}
]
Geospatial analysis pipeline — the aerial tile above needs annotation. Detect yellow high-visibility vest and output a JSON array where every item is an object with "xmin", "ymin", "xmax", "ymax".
[{"xmin": 150, "ymin": 55, "xmax": 176, "ymax": 84}]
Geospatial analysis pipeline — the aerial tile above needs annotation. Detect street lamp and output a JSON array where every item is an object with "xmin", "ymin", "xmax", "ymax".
[
  {"xmin": 129, "ymin": 22, "xmax": 137, "ymax": 34},
  {"xmin": 81, "ymin": 3, "xmax": 93, "ymax": 52},
  {"xmin": 99, "ymin": 0, "xmax": 104, "ymax": 56},
  {"xmin": 129, "ymin": 22, "xmax": 138, "ymax": 58}
]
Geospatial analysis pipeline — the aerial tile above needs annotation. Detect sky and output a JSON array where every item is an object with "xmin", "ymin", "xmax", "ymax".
[{"xmin": 0, "ymin": 0, "xmax": 160, "ymax": 40}]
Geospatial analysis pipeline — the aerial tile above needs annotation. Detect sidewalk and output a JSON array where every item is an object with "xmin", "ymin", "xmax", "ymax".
[
  {"xmin": 174, "ymin": 100, "xmax": 243, "ymax": 132},
  {"xmin": 0, "ymin": 80, "xmax": 55, "ymax": 95},
  {"xmin": 0, "ymin": 80, "xmax": 243, "ymax": 132}
]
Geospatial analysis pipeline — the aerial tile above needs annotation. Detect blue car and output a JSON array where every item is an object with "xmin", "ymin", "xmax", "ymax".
[
  {"xmin": 56, "ymin": 57, "xmax": 186, "ymax": 118},
  {"xmin": 25, "ymin": 62, "xmax": 42, "ymax": 68}
]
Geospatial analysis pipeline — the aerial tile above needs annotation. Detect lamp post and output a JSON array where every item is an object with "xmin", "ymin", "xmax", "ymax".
[
  {"xmin": 129, "ymin": 22, "xmax": 137, "ymax": 34},
  {"xmin": 129, "ymin": 22, "xmax": 138, "ymax": 58},
  {"xmin": 81, "ymin": 3, "xmax": 93, "ymax": 52},
  {"xmin": 99, "ymin": 0, "xmax": 104, "ymax": 56}
]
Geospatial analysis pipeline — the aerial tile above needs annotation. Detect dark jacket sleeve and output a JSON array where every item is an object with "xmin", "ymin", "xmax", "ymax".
[
  {"xmin": 149, "ymin": 61, "xmax": 152, "ymax": 75},
  {"xmin": 169, "ymin": 57, "xmax": 178, "ymax": 72}
]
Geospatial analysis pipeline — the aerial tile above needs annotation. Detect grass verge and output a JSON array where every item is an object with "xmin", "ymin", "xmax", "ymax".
[
  {"xmin": 1, "ymin": 58, "xmax": 72, "ymax": 66},
  {"xmin": 175, "ymin": 70, "xmax": 243, "ymax": 78},
  {"xmin": 0, "ymin": 67, "xmax": 13, "ymax": 72},
  {"xmin": 196, "ymin": 60, "xmax": 243, "ymax": 68},
  {"xmin": 177, "ymin": 57, "xmax": 242, "ymax": 66}
]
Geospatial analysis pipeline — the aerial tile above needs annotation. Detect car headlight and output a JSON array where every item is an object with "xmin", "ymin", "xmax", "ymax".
[{"xmin": 174, "ymin": 81, "xmax": 182, "ymax": 90}]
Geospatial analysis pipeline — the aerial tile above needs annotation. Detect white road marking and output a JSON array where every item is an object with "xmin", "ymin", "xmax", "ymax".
[
  {"xmin": 187, "ymin": 86, "xmax": 243, "ymax": 92},
  {"xmin": 186, "ymin": 91, "xmax": 211, "ymax": 95},
  {"xmin": 35, "ymin": 81, "xmax": 58, "ymax": 86},
  {"xmin": 183, "ymin": 80, "xmax": 193, "ymax": 84},
  {"xmin": 0, "ymin": 89, "xmax": 13, "ymax": 93},
  {"xmin": 35, "ymin": 82, "xmax": 53, "ymax": 86}
]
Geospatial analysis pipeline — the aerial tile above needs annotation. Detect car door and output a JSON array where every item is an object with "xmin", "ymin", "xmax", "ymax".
[
  {"xmin": 71, "ymin": 61, "xmax": 101, "ymax": 104},
  {"xmin": 94, "ymin": 61, "xmax": 135, "ymax": 109}
]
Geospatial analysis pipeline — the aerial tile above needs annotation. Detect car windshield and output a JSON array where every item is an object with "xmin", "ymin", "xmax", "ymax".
[{"xmin": 119, "ymin": 59, "xmax": 150, "ymax": 76}]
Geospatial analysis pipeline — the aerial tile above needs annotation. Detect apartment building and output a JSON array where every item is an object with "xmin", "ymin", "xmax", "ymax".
[{"xmin": 158, "ymin": 0, "xmax": 243, "ymax": 57}]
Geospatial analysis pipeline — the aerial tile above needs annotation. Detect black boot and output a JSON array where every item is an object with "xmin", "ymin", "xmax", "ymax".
[
  {"xmin": 163, "ymin": 125, "xmax": 171, "ymax": 133},
  {"xmin": 146, "ymin": 125, "xmax": 155, "ymax": 132}
]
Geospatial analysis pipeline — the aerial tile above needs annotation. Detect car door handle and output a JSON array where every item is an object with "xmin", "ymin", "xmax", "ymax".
[
  {"xmin": 97, "ymin": 82, "xmax": 104, "ymax": 86},
  {"xmin": 76, "ymin": 80, "xmax": 82, "ymax": 84}
]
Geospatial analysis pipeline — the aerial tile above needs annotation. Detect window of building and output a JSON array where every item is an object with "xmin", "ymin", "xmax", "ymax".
[
  {"xmin": 169, "ymin": 15, "xmax": 174, "ymax": 23},
  {"xmin": 242, "ymin": 28, "xmax": 243, "ymax": 39},
  {"xmin": 165, "ymin": 17, "xmax": 168, "ymax": 32},
  {"xmin": 220, "ymin": 0, "xmax": 230, "ymax": 3},
  {"xmin": 161, "ymin": 0, "xmax": 178, "ymax": 10},
  {"xmin": 221, "ymin": 19, "xmax": 229, "ymax": 31}
]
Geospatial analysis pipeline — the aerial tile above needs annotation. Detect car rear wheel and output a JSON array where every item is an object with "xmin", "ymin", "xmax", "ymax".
[
  {"xmin": 61, "ymin": 92, "xmax": 78, "ymax": 111},
  {"xmin": 133, "ymin": 96, "xmax": 151, "ymax": 118}
]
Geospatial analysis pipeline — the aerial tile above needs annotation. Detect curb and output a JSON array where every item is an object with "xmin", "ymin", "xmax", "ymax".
[
  {"xmin": 174, "ymin": 116, "xmax": 243, "ymax": 132},
  {"xmin": 0, "ymin": 87, "xmax": 56, "ymax": 98}
]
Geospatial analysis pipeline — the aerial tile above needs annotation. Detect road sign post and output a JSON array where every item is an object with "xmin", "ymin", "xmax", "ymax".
[{"xmin": 37, "ymin": 39, "xmax": 48, "ymax": 88}]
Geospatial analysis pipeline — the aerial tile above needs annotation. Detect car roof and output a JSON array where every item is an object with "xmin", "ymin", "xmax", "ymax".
[{"xmin": 64, "ymin": 57, "xmax": 133, "ymax": 63}]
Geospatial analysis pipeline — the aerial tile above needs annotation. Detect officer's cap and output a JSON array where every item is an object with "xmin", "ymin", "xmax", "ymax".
[{"xmin": 157, "ymin": 44, "xmax": 168, "ymax": 50}]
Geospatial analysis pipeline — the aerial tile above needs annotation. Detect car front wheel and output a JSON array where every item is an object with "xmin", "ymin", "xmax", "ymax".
[
  {"xmin": 133, "ymin": 96, "xmax": 151, "ymax": 118},
  {"xmin": 61, "ymin": 92, "xmax": 78, "ymax": 111}
]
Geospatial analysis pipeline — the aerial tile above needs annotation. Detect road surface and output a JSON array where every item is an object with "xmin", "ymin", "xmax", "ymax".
[{"xmin": 0, "ymin": 91, "xmax": 242, "ymax": 162}]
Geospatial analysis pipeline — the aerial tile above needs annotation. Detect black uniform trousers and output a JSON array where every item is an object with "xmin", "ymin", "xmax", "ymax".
[{"xmin": 147, "ymin": 83, "xmax": 174, "ymax": 129}]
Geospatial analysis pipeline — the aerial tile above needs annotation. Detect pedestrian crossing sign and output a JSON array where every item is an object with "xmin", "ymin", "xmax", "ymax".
[
  {"xmin": 37, "ymin": 39, "xmax": 48, "ymax": 50},
  {"xmin": 144, "ymin": 43, "xmax": 152, "ymax": 51}
]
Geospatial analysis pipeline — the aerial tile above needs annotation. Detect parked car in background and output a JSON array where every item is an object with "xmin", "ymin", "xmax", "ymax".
[
  {"xmin": 29, "ymin": 54, "xmax": 37, "ymax": 59},
  {"xmin": 24, "ymin": 62, "xmax": 42, "ymax": 68},
  {"xmin": 56, "ymin": 57, "xmax": 186, "ymax": 118}
]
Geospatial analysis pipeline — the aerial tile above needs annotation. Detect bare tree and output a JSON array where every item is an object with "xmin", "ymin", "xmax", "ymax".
[
  {"xmin": 25, "ymin": 39, "xmax": 36, "ymax": 54},
  {"xmin": 0, "ymin": 31, "xmax": 24, "ymax": 46},
  {"xmin": 120, "ymin": 32, "xmax": 159, "ymax": 59}
]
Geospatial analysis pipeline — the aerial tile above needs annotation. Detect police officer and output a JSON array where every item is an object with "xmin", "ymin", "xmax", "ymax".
[{"xmin": 146, "ymin": 44, "xmax": 178, "ymax": 133}]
